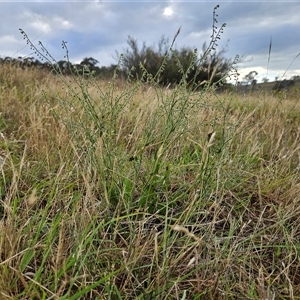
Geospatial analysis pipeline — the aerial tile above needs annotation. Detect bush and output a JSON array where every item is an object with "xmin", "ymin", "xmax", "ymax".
[{"xmin": 119, "ymin": 6, "xmax": 234, "ymax": 89}]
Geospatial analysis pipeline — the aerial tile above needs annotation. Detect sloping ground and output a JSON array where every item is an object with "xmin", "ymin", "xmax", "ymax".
[{"xmin": 247, "ymin": 79, "xmax": 300, "ymax": 95}]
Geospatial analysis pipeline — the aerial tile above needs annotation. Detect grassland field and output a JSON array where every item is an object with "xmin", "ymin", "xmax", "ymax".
[{"xmin": 1, "ymin": 64, "xmax": 300, "ymax": 299}]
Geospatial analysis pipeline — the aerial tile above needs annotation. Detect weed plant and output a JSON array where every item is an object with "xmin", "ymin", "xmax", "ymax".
[{"xmin": 1, "ymin": 6, "xmax": 300, "ymax": 299}]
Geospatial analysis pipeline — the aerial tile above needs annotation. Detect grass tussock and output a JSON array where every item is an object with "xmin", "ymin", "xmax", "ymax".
[{"xmin": 1, "ymin": 60, "xmax": 300, "ymax": 300}]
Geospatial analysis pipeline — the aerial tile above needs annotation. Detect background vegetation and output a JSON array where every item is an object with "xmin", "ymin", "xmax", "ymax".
[
  {"xmin": 1, "ymin": 6, "xmax": 300, "ymax": 299},
  {"xmin": 2, "ymin": 8, "xmax": 234, "ymax": 90}
]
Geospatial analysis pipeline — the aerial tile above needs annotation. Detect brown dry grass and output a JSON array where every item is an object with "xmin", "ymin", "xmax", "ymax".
[{"xmin": 1, "ymin": 64, "xmax": 300, "ymax": 299}]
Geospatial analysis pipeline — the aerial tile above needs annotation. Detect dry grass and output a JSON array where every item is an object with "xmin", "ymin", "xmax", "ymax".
[{"xmin": 1, "ymin": 64, "xmax": 300, "ymax": 299}]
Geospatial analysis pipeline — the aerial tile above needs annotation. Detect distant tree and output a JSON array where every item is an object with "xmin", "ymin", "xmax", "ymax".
[
  {"xmin": 80, "ymin": 57, "xmax": 99, "ymax": 69},
  {"xmin": 4, "ymin": 56, "xmax": 13, "ymax": 63},
  {"xmin": 118, "ymin": 35, "xmax": 168, "ymax": 81},
  {"xmin": 244, "ymin": 71, "xmax": 258, "ymax": 84},
  {"xmin": 243, "ymin": 71, "xmax": 258, "ymax": 91},
  {"xmin": 262, "ymin": 77, "xmax": 269, "ymax": 83},
  {"xmin": 195, "ymin": 42, "xmax": 233, "ymax": 87},
  {"xmin": 118, "ymin": 35, "xmax": 232, "ymax": 87}
]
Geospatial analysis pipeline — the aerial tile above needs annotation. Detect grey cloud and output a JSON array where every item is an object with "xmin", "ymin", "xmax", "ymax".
[{"xmin": 1, "ymin": 1, "xmax": 299, "ymax": 82}]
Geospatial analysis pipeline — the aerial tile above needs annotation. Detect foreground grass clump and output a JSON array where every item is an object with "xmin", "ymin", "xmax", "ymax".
[{"xmin": 1, "ymin": 63, "xmax": 300, "ymax": 299}]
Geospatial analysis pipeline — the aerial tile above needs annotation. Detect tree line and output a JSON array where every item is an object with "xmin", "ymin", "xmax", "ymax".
[
  {"xmin": 1, "ymin": 35, "xmax": 234, "ymax": 89},
  {"xmin": 0, "ymin": 55, "xmax": 118, "ymax": 80}
]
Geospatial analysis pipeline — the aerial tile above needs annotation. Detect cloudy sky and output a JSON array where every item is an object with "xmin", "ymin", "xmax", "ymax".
[{"xmin": 1, "ymin": 0, "xmax": 300, "ymax": 83}]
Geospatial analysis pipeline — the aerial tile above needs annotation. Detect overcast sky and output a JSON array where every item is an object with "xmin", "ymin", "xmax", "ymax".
[{"xmin": 1, "ymin": 1, "xmax": 300, "ymax": 83}]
